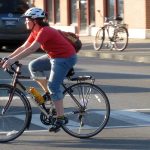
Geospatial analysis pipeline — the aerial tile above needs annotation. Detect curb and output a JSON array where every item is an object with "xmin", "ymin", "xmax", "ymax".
[
  {"xmin": 78, "ymin": 50, "xmax": 150, "ymax": 64},
  {"xmin": 80, "ymin": 36, "xmax": 150, "ymax": 44},
  {"xmin": 78, "ymin": 36, "xmax": 150, "ymax": 64}
]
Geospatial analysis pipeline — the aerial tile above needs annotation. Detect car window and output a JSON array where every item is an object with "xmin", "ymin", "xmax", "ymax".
[{"xmin": 0, "ymin": 0, "xmax": 29, "ymax": 14}]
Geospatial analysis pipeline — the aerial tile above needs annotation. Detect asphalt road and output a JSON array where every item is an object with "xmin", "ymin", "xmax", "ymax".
[{"xmin": 0, "ymin": 52, "xmax": 150, "ymax": 149}]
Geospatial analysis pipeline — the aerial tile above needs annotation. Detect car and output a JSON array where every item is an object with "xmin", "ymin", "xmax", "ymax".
[{"xmin": 0, "ymin": 0, "xmax": 30, "ymax": 50}]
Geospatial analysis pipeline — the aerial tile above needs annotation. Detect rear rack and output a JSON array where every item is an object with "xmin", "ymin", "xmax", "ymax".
[{"xmin": 69, "ymin": 75, "xmax": 95, "ymax": 84}]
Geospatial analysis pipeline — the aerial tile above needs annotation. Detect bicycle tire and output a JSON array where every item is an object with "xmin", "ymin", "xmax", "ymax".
[
  {"xmin": 113, "ymin": 26, "xmax": 128, "ymax": 51},
  {"xmin": 93, "ymin": 28, "xmax": 104, "ymax": 51},
  {"xmin": 62, "ymin": 82, "xmax": 110, "ymax": 138},
  {"xmin": 0, "ymin": 84, "xmax": 32, "ymax": 143}
]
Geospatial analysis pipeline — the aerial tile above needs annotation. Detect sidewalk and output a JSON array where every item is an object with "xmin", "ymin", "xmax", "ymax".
[{"xmin": 78, "ymin": 36, "xmax": 150, "ymax": 63}]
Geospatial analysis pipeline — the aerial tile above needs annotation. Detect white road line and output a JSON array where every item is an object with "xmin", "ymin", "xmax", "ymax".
[
  {"xmin": 16, "ymin": 114, "xmax": 48, "ymax": 129},
  {"xmin": 22, "ymin": 110, "xmax": 150, "ymax": 133},
  {"xmin": 1, "ymin": 107, "xmax": 150, "ymax": 134},
  {"xmin": 110, "ymin": 110, "xmax": 150, "ymax": 124}
]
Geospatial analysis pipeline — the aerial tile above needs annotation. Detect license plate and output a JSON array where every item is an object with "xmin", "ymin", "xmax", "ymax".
[{"xmin": 5, "ymin": 20, "xmax": 16, "ymax": 26}]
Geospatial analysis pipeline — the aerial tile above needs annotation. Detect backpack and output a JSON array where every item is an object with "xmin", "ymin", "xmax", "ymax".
[{"xmin": 58, "ymin": 30, "xmax": 82, "ymax": 53}]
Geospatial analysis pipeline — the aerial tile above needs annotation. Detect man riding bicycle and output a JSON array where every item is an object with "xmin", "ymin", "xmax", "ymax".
[{"xmin": 0, "ymin": 7, "xmax": 77, "ymax": 132}]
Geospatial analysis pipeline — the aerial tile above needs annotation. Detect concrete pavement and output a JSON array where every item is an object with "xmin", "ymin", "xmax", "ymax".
[{"xmin": 78, "ymin": 36, "xmax": 150, "ymax": 63}]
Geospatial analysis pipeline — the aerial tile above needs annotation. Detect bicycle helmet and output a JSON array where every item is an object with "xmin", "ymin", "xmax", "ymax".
[{"xmin": 22, "ymin": 7, "xmax": 46, "ymax": 19}]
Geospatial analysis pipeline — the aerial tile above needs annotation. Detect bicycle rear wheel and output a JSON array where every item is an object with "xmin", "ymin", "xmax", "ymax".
[
  {"xmin": 113, "ymin": 26, "xmax": 128, "ymax": 51},
  {"xmin": 62, "ymin": 82, "xmax": 110, "ymax": 138},
  {"xmin": 0, "ymin": 84, "xmax": 31, "ymax": 143},
  {"xmin": 93, "ymin": 28, "xmax": 104, "ymax": 51}
]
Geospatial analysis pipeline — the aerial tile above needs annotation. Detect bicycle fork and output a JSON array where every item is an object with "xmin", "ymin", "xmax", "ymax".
[
  {"xmin": 2, "ymin": 70, "xmax": 19, "ymax": 115},
  {"xmin": 2, "ymin": 88, "xmax": 16, "ymax": 115}
]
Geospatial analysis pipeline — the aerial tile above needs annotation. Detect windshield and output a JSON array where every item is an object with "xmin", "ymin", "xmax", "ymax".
[{"xmin": 0, "ymin": 0, "xmax": 29, "ymax": 14}]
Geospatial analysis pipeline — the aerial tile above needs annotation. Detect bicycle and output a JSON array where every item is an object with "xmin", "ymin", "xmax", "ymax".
[
  {"xmin": 0, "ymin": 59, "xmax": 110, "ymax": 143},
  {"xmin": 93, "ymin": 16, "xmax": 129, "ymax": 51}
]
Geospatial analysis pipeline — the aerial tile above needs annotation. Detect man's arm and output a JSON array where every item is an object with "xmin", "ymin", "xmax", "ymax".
[
  {"xmin": 2, "ymin": 41, "xmax": 41, "ymax": 69},
  {"xmin": 8, "ymin": 41, "xmax": 31, "ymax": 59},
  {"xmin": 11, "ymin": 41, "xmax": 41, "ymax": 60}
]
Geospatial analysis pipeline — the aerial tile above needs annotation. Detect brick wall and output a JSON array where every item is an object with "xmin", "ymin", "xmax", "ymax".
[
  {"xmin": 95, "ymin": 0, "xmax": 105, "ymax": 27},
  {"xmin": 60, "ymin": 0, "xmax": 68, "ymax": 26},
  {"xmin": 146, "ymin": 0, "xmax": 150, "ymax": 29},
  {"xmin": 32, "ymin": 0, "xmax": 45, "ymax": 9}
]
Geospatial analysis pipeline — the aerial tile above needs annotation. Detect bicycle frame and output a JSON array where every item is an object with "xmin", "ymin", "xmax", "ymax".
[
  {"xmin": 2, "ymin": 62, "xmax": 94, "ymax": 128},
  {"xmin": 0, "ymin": 60, "xmax": 110, "ymax": 141},
  {"xmin": 102, "ymin": 22, "xmax": 116, "ymax": 41},
  {"xmin": 1, "ymin": 64, "xmax": 53, "ymax": 130}
]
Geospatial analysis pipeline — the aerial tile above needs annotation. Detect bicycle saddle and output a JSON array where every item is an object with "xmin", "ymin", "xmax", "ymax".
[{"xmin": 114, "ymin": 16, "xmax": 123, "ymax": 21}]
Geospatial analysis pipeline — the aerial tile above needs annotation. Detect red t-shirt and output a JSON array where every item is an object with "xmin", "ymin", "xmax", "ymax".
[{"xmin": 27, "ymin": 26, "xmax": 76, "ymax": 58}]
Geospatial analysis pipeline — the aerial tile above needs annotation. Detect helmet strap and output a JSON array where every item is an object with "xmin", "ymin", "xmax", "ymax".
[{"xmin": 30, "ymin": 20, "xmax": 36, "ymax": 31}]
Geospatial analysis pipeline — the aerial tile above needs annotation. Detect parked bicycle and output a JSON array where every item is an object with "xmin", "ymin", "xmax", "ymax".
[
  {"xmin": 93, "ymin": 15, "xmax": 129, "ymax": 51},
  {"xmin": 0, "ymin": 59, "xmax": 110, "ymax": 142}
]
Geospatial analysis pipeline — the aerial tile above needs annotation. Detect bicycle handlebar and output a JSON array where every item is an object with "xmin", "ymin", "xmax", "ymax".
[
  {"xmin": 0, "ymin": 58, "xmax": 22, "ymax": 75},
  {"xmin": 0, "ymin": 58, "xmax": 94, "ymax": 82}
]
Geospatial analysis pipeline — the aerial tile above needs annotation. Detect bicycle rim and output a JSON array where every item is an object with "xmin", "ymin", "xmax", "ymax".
[
  {"xmin": 0, "ymin": 84, "xmax": 31, "ymax": 143},
  {"xmin": 114, "ymin": 27, "xmax": 128, "ymax": 51},
  {"xmin": 93, "ymin": 28, "xmax": 104, "ymax": 51},
  {"xmin": 62, "ymin": 82, "xmax": 110, "ymax": 138}
]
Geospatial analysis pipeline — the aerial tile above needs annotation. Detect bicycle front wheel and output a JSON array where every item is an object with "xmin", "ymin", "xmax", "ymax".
[
  {"xmin": 0, "ymin": 84, "xmax": 31, "ymax": 143},
  {"xmin": 93, "ymin": 28, "xmax": 104, "ymax": 51},
  {"xmin": 62, "ymin": 82, "xmax": 110, "ymax": 138},
  {"xmin": 113, "ymin": 26, "xmax": 128, "ymax": 51}
]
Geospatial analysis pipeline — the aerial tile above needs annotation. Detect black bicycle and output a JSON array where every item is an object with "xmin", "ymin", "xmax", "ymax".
[
  {"xmin": 0, "ymin": 60, "xmax": 110, "ymax": 142},
  {"xmin": 93, "ymin": 16, "xmax": 129, "ymax": 51}
]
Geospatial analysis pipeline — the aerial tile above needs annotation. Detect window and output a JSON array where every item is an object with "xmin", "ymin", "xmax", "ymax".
[
  {"xmin": 80, "ymin": 0, "xmax": 87, "ymax": 30},
  {"xmin": 70, "ymin": 0, "xmax": 77, "ymax": 24},
  {"xmin": 107, "ymin": 0, "xmax": 124, "ymax": 18},
  {"xmin": 118, "ymin": 0, "xmax": 124, "ymax": 17},
  {"xmin": 46, "ymin": 0, "xmax": 60, "ymax": 23},
  {"xmin": 47, "ymin": 0, "xmax": 52, "ymax": 22},
  {"xmin": 108, "ymin": 0, "xmax": 114, "ymax": 18},
  {"xmin": 55, "ymin": 0, "xmax": 60, "ymax": 23},
  {"xmin": 89, "ymin": 0, "xmax": 95, "ymax": 24}
]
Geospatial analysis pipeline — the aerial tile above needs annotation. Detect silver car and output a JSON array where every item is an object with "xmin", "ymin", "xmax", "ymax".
[{"xmin": 0, "ymin": 0, "xmax": 30, "ymax": 49}]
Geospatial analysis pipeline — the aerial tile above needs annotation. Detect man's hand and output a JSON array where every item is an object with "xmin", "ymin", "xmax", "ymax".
[
  {"xmin": 0, "ymin": 59, "xmax": 4, "ymax": 68},
  {"xmin": 2, "ymin": 58, "xmax": 15, "ymax": 70}
]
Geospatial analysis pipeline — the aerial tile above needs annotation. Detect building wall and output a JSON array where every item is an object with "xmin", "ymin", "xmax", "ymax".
[
  {"xmin": 146, "ymin": 0, "xmax": 150, "ymax": 29},
  {"xmin": 124, "ymin": 0, "xmax": 146, "ymax": 29},
  {"xmin": 124, "ymin": 0, "xmax": 150, "ymax": 38},
  {"xmin": 32, "ymin": 0, "xmax": 45, "ymax": 9},
  {"xmin": 95, "ymin": 0, "xmax": 105, "ymax": 27},
  {"xmin": 90, "ymin": 0, "xmax": 105, "ymax": 36},
  {"xmin": 50, "ymin": 0, "xmax": 76, "ymax": 32},
  {"xmin": 60, "ymin": 0, "xmax": 68, "ymax": 25},
  {"xmin": 32, "ymin": 0, "xmax": 150, "ymax": 38}
]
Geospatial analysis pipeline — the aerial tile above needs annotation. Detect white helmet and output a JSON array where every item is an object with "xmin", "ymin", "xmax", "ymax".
[{"xmin": 22, "ymin": 7, "xmax": 46, "ymax": 19}]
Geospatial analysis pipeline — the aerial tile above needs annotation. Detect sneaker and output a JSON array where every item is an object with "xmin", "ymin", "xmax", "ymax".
[{"xmin": 49, "ymin": 117, "xmax": 68, "ymax": 132}]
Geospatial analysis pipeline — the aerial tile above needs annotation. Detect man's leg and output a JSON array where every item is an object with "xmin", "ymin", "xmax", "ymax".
[
  {"xmin": 28, "ymin": 54, "xmax": 51, "ymax": 93},
  {"xmin": 35, "ymin": 78, "xmax": 49, "ymax": 93},
  {"xmin": 48, "ymin": 56, "xmax": 77, "ymax": 132}
]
